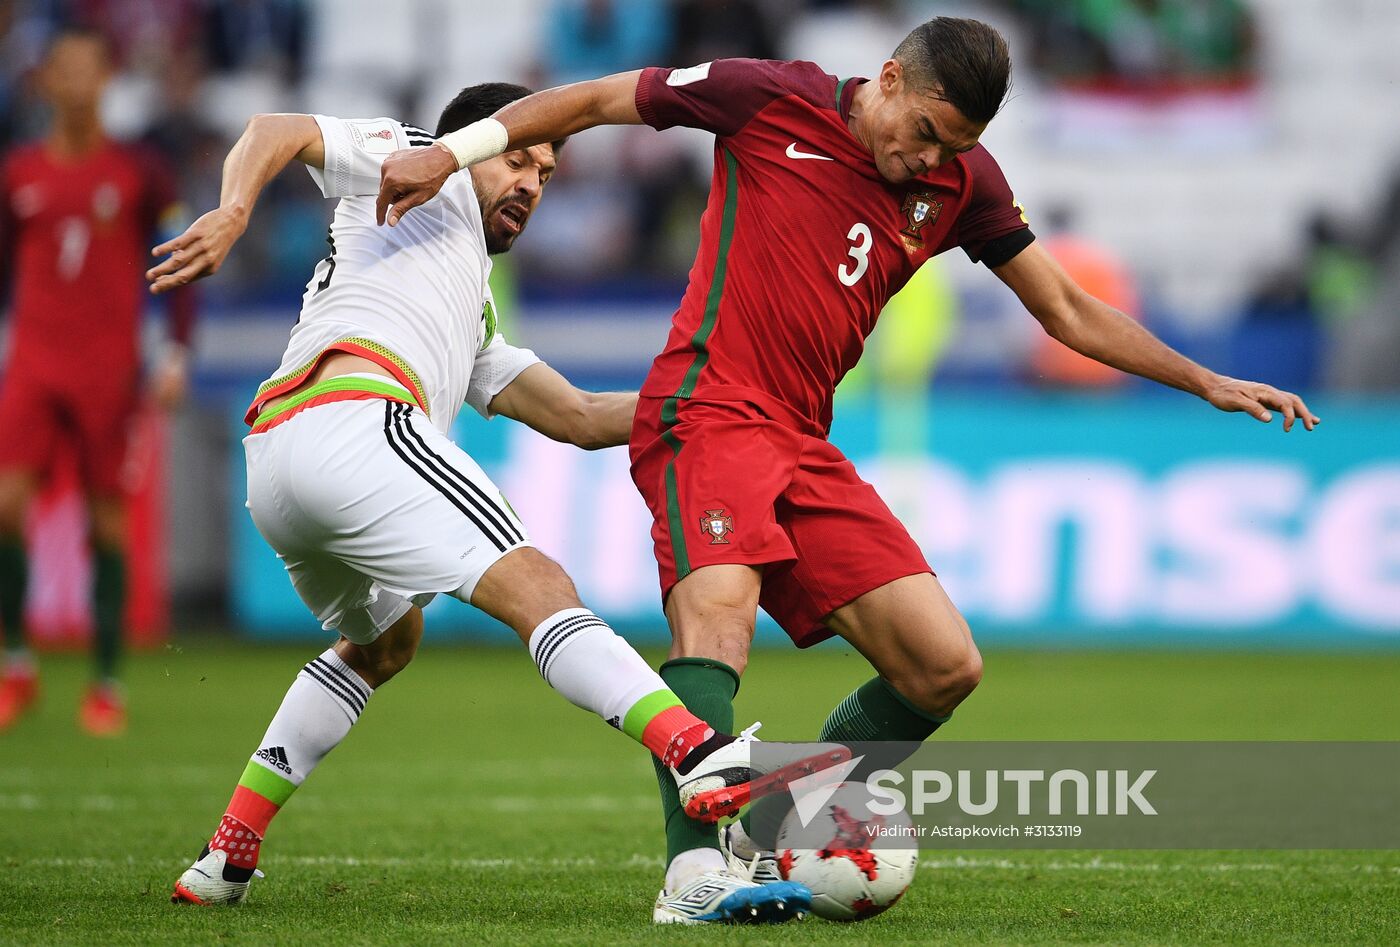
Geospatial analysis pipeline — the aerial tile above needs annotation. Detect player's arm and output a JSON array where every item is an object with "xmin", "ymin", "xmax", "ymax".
[
  {"xmin": 489, "ymin": 363, "xmax": 638, "ymax": 450},
  {"xmin": 377, "ymin": 72, "xmax": 643, "ymax": 226},
  {"xmin": 147, "ymin": 113, "xmax": 326, "ymax": 294},
  {"xmin": 993, "ymin": 242, "xmax": 1319, "ymax": 432},
  {"xmin": 139, "ymin": 150, "xmax": 201, "ymax": 408}
]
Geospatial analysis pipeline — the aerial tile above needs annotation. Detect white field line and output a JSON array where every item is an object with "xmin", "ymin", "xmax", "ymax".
[
  {"xmin": 12, "ymin": 855, "xmax": 1399, "ymax": 875},
  {"xmin": 0, "ymin": 760, "xmax": 631, "ymax": 790},
  {"xmin": 0, "ymin": 793, "xmax": 655, "ymax": 813}
]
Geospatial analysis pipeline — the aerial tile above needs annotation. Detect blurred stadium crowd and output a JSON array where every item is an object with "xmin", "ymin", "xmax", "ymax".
[
  {"xmin": 2, "ymin": 0, "xmax": 1399, "ymax": 394},
  {"xmin": 3, "ymin": 0, "xmax": 1398, "ymax": 634}
]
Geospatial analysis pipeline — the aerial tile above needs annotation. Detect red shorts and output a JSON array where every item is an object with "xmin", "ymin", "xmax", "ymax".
[
  {"xmin": 629, "ymin": 396, "xmax": 931, "ymax": 648},
  {"xmin": 0, "ymin": 372, "xmax": 139, "ymax": 496}
]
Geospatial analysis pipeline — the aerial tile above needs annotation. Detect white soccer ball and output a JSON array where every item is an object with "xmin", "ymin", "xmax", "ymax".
[{"xmin": 775, "ymin": 781, "xmax": 918, "ymax": 922}]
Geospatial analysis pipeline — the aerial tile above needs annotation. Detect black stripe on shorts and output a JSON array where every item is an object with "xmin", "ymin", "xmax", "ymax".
[
  {"xmin": 397, "ymin": 405, "xmax": 523, "ymax": 545},
  {"xmin": 382, "ymin": 402, "xmax": 513, "ymax": 552}
]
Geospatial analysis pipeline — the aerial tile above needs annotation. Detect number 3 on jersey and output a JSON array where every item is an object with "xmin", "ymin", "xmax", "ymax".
[{"xmin": 838, "ymin": 222, "xmax": 872, "ymax": 286}]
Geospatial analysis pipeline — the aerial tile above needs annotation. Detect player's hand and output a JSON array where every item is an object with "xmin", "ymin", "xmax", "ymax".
[
  {"xmin": 377, "ymin": 144, "xmax": 457, "ymax": 227},
  {"xmin": 1203, "ymin": 376, "xmax": 1320, "ymax": 432},
  {"xmin": 146, "ymin": 206, "xmax": 247, "ymax": 294},
  {"xmin": 149, "ymin": 347, "xmax": 190, "ymax": 410}
]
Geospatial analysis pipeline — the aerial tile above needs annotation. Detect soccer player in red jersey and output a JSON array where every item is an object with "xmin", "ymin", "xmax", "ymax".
[
  {"xmin": 0, "ymin": 29, "xmax": 195, "ymax": 735},
  {"xmin": 376, "ymin": 17, "xmax": 1318, "ymax": 921}
]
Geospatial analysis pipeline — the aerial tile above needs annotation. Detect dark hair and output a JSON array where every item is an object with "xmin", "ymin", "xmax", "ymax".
[
  {"xmin": 893, "ymin": 17, "xmax": 1011, "ymax": 125},
  {"xmin": 435, "ymin": 82, "xmax": 567, "ymax": 153}
]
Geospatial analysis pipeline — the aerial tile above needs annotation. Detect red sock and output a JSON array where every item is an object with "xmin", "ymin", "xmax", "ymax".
[
  {"xmin": 641, "ymin": 705, "xmax": 712, "ymax": 767},
  {"xmin": 209, "ymin": 814, "xmax": 263, "ymax": 869},
  {"xmin": 660, "ymin": 718, "xmax": 721, "ymax": 771},
  {"xmin": 209, "ymin": 785, "xmax": 279, "ymax": 869}
]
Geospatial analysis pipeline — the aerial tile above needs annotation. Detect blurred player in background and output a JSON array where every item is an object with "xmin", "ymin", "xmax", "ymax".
[
  {"xmin": 0, "ymin": 28, "xmax": 194, "ymax": 736},
  {"xmin": 378, "ymin": 16, "xmax": 1320, "ymax": 924}
]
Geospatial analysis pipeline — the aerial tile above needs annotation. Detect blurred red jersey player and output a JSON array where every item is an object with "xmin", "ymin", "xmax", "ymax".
[{"xmin": 0, "ymin": 27, "xmax": 195, "ymax": 735}]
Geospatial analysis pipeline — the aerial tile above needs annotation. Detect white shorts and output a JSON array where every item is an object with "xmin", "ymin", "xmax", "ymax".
[{"xmin": 244, "ymin": 392, "xmax": 530, "ymax": 644}]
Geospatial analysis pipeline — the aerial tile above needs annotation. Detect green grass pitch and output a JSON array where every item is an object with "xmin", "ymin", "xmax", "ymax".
[{"xmin": 2, "ymin": 638, "xmax": 1398, "ymax": 945}]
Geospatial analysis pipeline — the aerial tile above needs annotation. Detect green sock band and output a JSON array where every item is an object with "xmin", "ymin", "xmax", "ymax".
[
  {"xmin": 743, "ymin": 676, "xmax": 951, "ymax": 840},
  {"xmin": 620, "ymin": 688, "xmax": 684, "ymax": 743},
  {"xmin": 238, "ymin": 760, "xmax": 297, "ymax": 807},
  {"xmin": 0, "ymin": 539, "xmax": 28, "ymax": 652},
  {"xmin": 93, "ymin": 548, "xmax": 125, "ymax": 680},
  {"xmin": 651, "ymin": 657, "xmax": 740, "ymax": 862}
]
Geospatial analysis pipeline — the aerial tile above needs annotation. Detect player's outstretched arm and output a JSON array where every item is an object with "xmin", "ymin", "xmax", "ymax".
[
  {"xmin": 995, "ymin": 242, "xmax": 1320, "ymax": 432},
  {"xmin": 376, "ymin": 71, "xmax": 644, "ymax": 227},
  {"xmin": 147, "ymin": 113, "xmax": 325, "ymax": 294},
  {"xmin": 489, "ymin": 363, "xmax": 638, "ymax": 450}
]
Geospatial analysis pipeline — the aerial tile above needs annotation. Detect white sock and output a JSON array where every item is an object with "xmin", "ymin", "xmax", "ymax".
[
  {"xmin": 249, "ymin": 649, "xmax": 373, "ymax": 789},
  {"xmin": 526, "ymin": 608, "xmax": 670, "ymax": 731},
  {"xmin": 724, "ymin": 819, "xmax": 764, "ymax": 859},
  {"xmin": 665, "ymin": 849, "xmax": 726, "ymax": 892}
]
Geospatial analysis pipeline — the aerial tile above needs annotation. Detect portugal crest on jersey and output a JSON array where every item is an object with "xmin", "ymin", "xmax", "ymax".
[
  {"xmin": 900, "ymin": 191, "xmax": 943, "ymax": 248},
  {"xmin": 700, "ymin": 509, "xmax": 734, "ymax": 544}
]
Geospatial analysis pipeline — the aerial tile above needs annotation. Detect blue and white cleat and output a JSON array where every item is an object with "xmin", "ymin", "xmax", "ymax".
[{"xmin": 652, "ymin": 852, "xmax": 810, "ymax": 925}]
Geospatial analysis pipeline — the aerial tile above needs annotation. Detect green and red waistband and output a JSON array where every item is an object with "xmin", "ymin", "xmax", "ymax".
[
  {"xmin": 245, "ymin": 338, "xmax": 429, "ymax": 428},
  {"xmin": 248, "ymin": 375, "xmax": 416, "ymax": 435}
]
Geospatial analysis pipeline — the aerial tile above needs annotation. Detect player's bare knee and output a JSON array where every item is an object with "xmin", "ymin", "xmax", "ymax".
[
  {"xmin": 948, "ymin": 646, "xmax": 984, "ymax": 700},
  {"xmin": 476, "ymin": 546, "xmax": 574, "ymax": 599},
  {"xmin": 472, "ymin": 546, "xmax": 582, "ymax": 634},
  {"xmin": 667, "ymin": 601, "xmax": 755, "ymax": 675},
  {"xmin": 368, "ymin": 642, "xmax": 416, "ymax": 685},
  {"xmin": 381, "ymin": 608, "xmax": 425, "ymax": 675},
  {"xmin": 336, "ymin": 609, "xmax": 423, "ymax": 687},
  {"xmin": 513, "ymin": 547, "xmax": 580, "ymax": 604},
  {"xmin": 897, "ymin": 646, "xmax": 983, "ymax": 716},
  {"xmin": 939, "ymin": 648, "xmax": 983, "ymax": 707},
  {"xmin": 671, "ymin": 623, "xmax": 753, "ymax": 676},
  {"xmin": 664, "ymin": 565, "xmax": 761, "ymax": 674}
]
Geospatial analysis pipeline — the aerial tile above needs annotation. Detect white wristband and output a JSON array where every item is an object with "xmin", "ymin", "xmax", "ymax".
[{"xmin": 436, "ymin": 118, "xmax": 509, "ymax": 170}]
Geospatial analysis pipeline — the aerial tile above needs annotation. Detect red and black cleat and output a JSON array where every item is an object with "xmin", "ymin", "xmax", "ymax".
[{"xmin": 682, "ymin": 744, "xmax": 853, "ymax": 823}]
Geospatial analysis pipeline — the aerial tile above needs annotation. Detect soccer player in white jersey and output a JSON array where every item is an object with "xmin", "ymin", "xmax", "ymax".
[{"xmin": 146, "ymin": 84, "xmax": 842, "ymax": 923}]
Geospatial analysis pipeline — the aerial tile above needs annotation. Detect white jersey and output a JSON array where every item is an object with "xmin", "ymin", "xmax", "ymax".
[{"xmin": 248, "ymin": 114, "xmax": 539, "ymax": 434}]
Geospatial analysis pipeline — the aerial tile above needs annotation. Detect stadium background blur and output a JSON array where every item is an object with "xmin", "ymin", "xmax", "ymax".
[
  {"xmin": 4, "ymin": 3, "xmax": 1399, "ymax": 943},
  {"xmin": 4, "ymin": 0, "xmax": 1399, "ymax": 650}
]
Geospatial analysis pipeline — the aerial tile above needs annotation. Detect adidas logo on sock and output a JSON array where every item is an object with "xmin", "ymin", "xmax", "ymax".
[
  {"xmin": 606, "ymin": 715, "xmax": 621, "ymax": 730},
  {"xmin": 255, "ymin": 746, "xmax": 293, "ymax": 775}
]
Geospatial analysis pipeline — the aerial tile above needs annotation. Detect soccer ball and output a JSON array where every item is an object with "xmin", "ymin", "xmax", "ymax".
[{"xmin": 775, "ymin": 781, "xmax": 918, "ymax": 921}]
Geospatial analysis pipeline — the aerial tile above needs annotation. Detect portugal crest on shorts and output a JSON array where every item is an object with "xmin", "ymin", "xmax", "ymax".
[
  {"xmin": 900, "ymin": 190, "xmax": 943, "ymax": 249},
  {"xmin": 700, "ymin": 509, "xmax": 734, "ymax": 545}
]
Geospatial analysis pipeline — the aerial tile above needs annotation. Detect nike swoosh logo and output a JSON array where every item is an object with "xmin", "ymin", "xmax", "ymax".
[{"xmin": 786, "ymin": 143, "xmax": 833, "ymax": 161}]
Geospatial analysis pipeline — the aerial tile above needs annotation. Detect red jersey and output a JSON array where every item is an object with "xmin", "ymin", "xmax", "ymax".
[
  {"xmin": 635, "ymin": 59, "xmax": 1033, "ymax": 434},
  {"xmin": 0, "ymin": 139, "xmax": 193, "ymax": 388}
]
